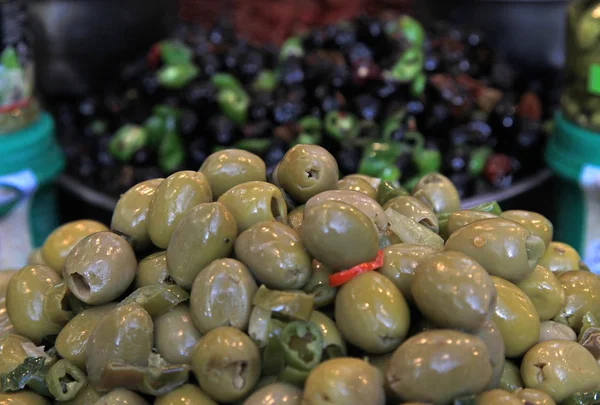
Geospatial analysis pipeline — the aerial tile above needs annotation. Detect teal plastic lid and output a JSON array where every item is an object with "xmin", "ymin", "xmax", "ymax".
[{"xmin": 545, "ymin": 113, "xmax": 600, "ymax": 182}]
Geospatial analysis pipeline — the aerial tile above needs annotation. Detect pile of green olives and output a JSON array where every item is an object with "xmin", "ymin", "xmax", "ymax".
[{"xmin": 2, "ymin": 144, "xmax": 600, "ymax": 405}]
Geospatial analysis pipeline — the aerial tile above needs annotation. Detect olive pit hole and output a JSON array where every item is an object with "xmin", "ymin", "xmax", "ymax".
[
  {"xmin": 305, "ymin": 169, "xmax": 320, "ymax": 180},
  {"xmin": 226, "ymin": 361, "xmax": 248, "ymax": 390},
  {"xmin": 60, "ymin": 295, "xmax": 72, "ymax": 312},
  {"xmin": 70, "ymin": 273, "xmax": 91, "ymax": 298}
]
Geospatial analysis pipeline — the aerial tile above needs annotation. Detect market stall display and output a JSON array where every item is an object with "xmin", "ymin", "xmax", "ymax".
[{"xmin": 1, "ymin": 145, "xmax": 598, "ymax": 405}]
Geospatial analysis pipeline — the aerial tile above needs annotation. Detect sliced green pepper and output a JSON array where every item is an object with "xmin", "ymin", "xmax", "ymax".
[
  {"xmin": 278, "ymin": 366, "xmax": 309, "ymax": 387},
  {"xmin": 385, "ymin": 208, "xmax": 444, "ymax": 250},
  {"xmin": 108, "ymin": 125, "xmax": 148, "ymax": 162},
  {"xmin": 358, "ymin": 142, "xmax": 402, "ymax": 179},
  {"xmin": 377, "ymin": 180, "xmax": 409, "ymax": 206},
  {"xmin": 43, "ymin": 282, "xmax": 74, "ymax": 326},
  {"xmin": 211, "ymin": 72, "xmax": 243, "ymax": 91},
  {"xmin": 413, "ymin": 148, "xmax": 442, "ymax": 175},
  {"xmin": 302, "ymin": 261, "xmax": 336, "ymax": 308},
  {"xmin": 253, "ymin": 70, "xmax": 277, "ymax": 92},
  {"xmin": 580, "ymin": 312, "xmax": 600, "ymax": 340},
  {"xmin": 234, "ymin": 138, "xmax": 271, "ymax": 154},
  {"xmin": 402, "ymin": 175, "xmax": 421, "ymax": 192},
  {"xmin": 262, "ymin": 335, "xmax": 286, "ymax": 376},
  {"xmin": 0, "ymin": 357, "xmax": 46, "ymax": 392},
  {"xmin": 280, "ymin": 37, "xmax": 304, "ymax": 60},
  {"xmin": 469, "ymin": 147, "xmax": 493, "ymax": 176},
  {"xmin": 252, "ymin": 285, "xmax": 314, "ymax": 321},
  {"xmin": 411, "ymin": 72, "xmax": 427, "ymax": 97},
  {"xmin": 561, "ymin": 391, "xmax": 600, "ymax": 405},
  {"xmin": 469, "ymin": 201, "xmax": 503, "ymax": 215},
  {"xmin": 325, "ymin": 111, "xmax": 359, "ymax": 141},
  {"xmin": 217, "ymin": 87, "xmax": 249, "ymax": 125},
  {"xmin": 45, "ymin": 360, "xmax": 86, "ymax": 401},
  {"xmin": 157, "ymin": 63, "xmax": 199, "ymax": 89},
  {"xmin": 388, "ymin": 15, "xmax": 425, "ymax": 49},
  {"xmin": 388, "ymin": 48, "xmax": 424, "ymax": 83},
  {"xmin": 380, "ymin": 165, "xmax": 401, "ymax": 182},
  {"xmin": 158, "ymin": 130, "xmax": 185, "ymax": 173},
  {"xmin": 280, "ymin": 321, "xmax": 323, "ymax": 371},
  {"xmin": 118, "ymin": 284, "xmax": 189, "ymax": 317},
  {"xmin": 144, "ymin": 115, "xmax": 167, "ymax": 149},
  {"xmin": 158, "ymin": 40, "xmax": 193, "ymax": 66}
]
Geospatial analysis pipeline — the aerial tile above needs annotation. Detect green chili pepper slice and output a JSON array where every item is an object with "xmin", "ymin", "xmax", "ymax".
[
  {"xmin": 252, "ymin": 286, "xmax": 314, "ymax": 321},
  {"xmin": 325, "ymin": 111, "xmax": 359, "ymax": 141},
  {"xmin": 157, "ymin": 63, "xmax": 199, "ymax": 89},
  {"xmin": 0, "ymin": 357, "xmax": 46, "ymax": 392},
  {"xmin": 118, "ymin": 284, "xmax": 189, "ymax": 317},
  {"xmin": 413, "ymin": 148, "xmax": 442, "ymax": 175},
  {"xmin": 359, "ymin": 142, "xmax": 402, "ymax": 179},
  {"xmin": 469, "ymin": 147, "xmax": 493, "ymax": 176},
  {"xmin": 253, "ymin": 70, "xmax": 277, "ymax": 92},
  {"xmin": 280, "ymin": 321, "xmax": 323, "ymax": 372},
  {"xmin": 45, "ymin": 360, "xmax": 87, "ymax": 401},
  {"xmin": 388, "ymin": 48, "xmax": 424, "ymax": 83},
  {"xmin": 580, "ymin": 312, "xmax": 600, "ymax": 340},
  {"xmin": 385, "ymin": 208, "xmax": 444, "ymax": 250},
  {"xmin": 468, "ymin": 201, "xmax": 503, "ymax": 215},
  {"xmin": 302, "ymin": 261, "xmax": 336, "ymax": 308},
  {"xmin": 262, "ymin": 335, "xmax": 286, "ymax": 376},
  {"xmin": 388, "ymin": 15, "xmax": 425, "ymax": 49},
  {"xmin": 144, "ymin": 115, "xmax": 167, "ymax": 149},
  {"xmin": 43, "ymin": 282, "xmax": 74, "ymax": 326},
  {"xmin": 158, "ymin": 130, "xmax": 185, "ymax": 174},
  {"xmin": 158, "ymin": 40, "xmax": 193, "ymax": 66},
  {"xmin": 217, "ymin": 87, "xmax": 249, "ymax": 125},
  {"xmin": 211, "ymin": 73, "xmax": 243, "ymax": 91},
  {"xmin": 377, "ymin": 180, "xmax": 409, "ymax": 206},
  {"xmin": 108, "ymin": 125, "xmax": 148, "ymax": 162},
  {"xmin": 234, "ymin": 138, "xmax": 271, "ymax": 154},
  {"xmin": 280, "ymin": 37, "xmax": 304, "ymax": 60},
  {"xmin": 411, "ymin": 72, "xmax": 427, "ymax": 97},
  {"xmin": 561, "ymin": 391, "xmax": 600, "ymax": 405}
]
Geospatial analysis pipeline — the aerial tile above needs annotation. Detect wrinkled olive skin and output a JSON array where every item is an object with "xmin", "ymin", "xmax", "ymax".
[
  {"xmin": 86, "ymin": 304, "xmax": 153, "ymax": 389},
  {"xmin": 539, "ymin": 321, "xmax": 577, "ymax": 342},
  {"xmin": 0, "ymin": 334, "xmax": 44, "ymax": 374},
  {"xmin": 386, "ymin": 330, "xmax": 492, "ymax": 405},
  {"xmin": 243, "ymin": 383, "xmax": 301, "ymax": 405},
  {"xmin": 154, "ymin": 304, "xmax": 202, "ymax": 365},
  {"xmin": 6, "ymin": 265, "xmax": 62, "ymax": 344},
  {"xmin": 378, "ymin": 244, "xmax": 439, "ymax": 303},
  {"xmin": 337, "ymin": 176, "xmax": 377, "ymax": 200},
  {"xmin": 301, "ymin": 201, "xmax": 379, "ymax": 271},
  {"xmin": 446, "ymin": 210, "xmax": 497, "ymax": 238},
  {"xmin": 93, "ymin": 389, "xmax": 149, "ymax": 405},
  {"xmin": 412, "ymin": 251, "xmax": 496, "ymax": 331},
  {"xmin": 303, "ymin": 358, "xmax": 385, "ymax": 405},
  {"xmin": 521, "ymin": 340, "xmax": 600, "ymax": 402},
  {"xmin": 199, "ymin": 149, "xmax": 267, "ymax": 198},
  {"xmin": 64, "ymin": 232, "xmax": 137, "ymax": 305},
  {"xmin": 167, "ymin": 202, "xmax": 237, "ymax": 289},
  {"xmin": 306, "ymin": 190, "xmax": 388, "ymax": 231},
  {"xmin": 476, "ymin": 390, "xmax": 521, "ymax": 405},
  {"xmin": 498, "ymin": 360, "xmax": 523, "ymax": 392},
  {"xmin": 445, "ymin": 218, "xmax": 546, "ymax": 283},
  {"xmin": 302, "ymin": 260, "xmax": 336, "ymax": 307},
  {"xmin": 0, "ymin": 391, "xmax": 50, "ymax": 405},
  {"xmin": 59, "ymin": 384, "xmax": 101, "ymax": 405},
  {"xmin": 309, "ymin": 310, "xmax": 347, "ymax": 356},
  {"xmin": 501, "ymin": 210, "xmax": 554, "ymax": 249},
  {"xmin": 218, "ymin": 181, "xmax": 288, "ymax": 232},
  {"xmin": 538, "ymin": 242, "xmax": 581, "ymax": 273},
  {"xmin": 554, "ymin": 270, "xmax": 600, "ymax": 332},
  {"xmin": 155, "ymin": 384, "xmax": 217, "ymax": 405},
  {"xmin": 288, "ymin": 205, "xmax": 304, "ymax": 231},
  {"xmin": 235, "ymin": 222, "xmax": 311, "ymax": 290},
  {"xmin": 111, "ymin": 179, "xmax": 163, "ymax": 251},
  {"xmin": 517, "ymin": 265, "xmax": 565, "ymax": 321},
  {"xmin": 335, "ymin": 272, "xmax": 410, "ymax": 354},
  {"xmin": 56, "ymin": 304, "xmax": 118, "ymax": 370},
  {"xmin": 476, "ymin": 320, "xmax": 506, "ymax": 390},
  {"xmin": 190, "ymin": 259, "xmax": 257, "ymax": 333},
  {"xmin": 276, "ymin": 144, "xmax": 339, "ymax": 203},
  {"xmin": 514, "ymin": 388, "xmax": 556, "ymax": 405},
  {"xmin": 412, "ymin": 173, "xmax": 460, "ymax": 214},
  {"xmin": 383, "ymin": 196, "xmax": 438, "ymax": 233},
  {"xmin": 134, "ymin": 251, "xmax": 170, "ymax": 289},
  {"xmin": 42, "ymin": 220, "xmax": 109, "ymax": 274},
  {"xmin": 491, "ymin": 276, "xmax": 540, "ymax": 358},
  {"xmin": 148, "ymin": 171, "xmax": 213, "ymax": 249},
  {"xmin": 191, "ymin": 327, "xmax": 261, "ymax": 403}
]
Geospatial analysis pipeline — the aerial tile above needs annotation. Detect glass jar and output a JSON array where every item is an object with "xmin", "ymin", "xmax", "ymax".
[{"xmin": 0, "ymin": 0, "xmax": 39, "ymax": 134}]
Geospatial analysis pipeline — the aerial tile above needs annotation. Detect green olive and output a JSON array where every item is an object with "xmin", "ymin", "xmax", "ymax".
[
  {"xmin": 199, "ymin": 149, "xmax": 266, "ymax": 198},
  {"xmin": 190, "ymin": 259, "xmax": 257, "ymax": 333},
  {"xmin": 378, "ymin": 244, "xmax": 439, "ymax": 303},
  {"xmin": 27, "ymin": 249, "xmax": 47, "ymax": 266},
  {"xmin": 134, "ymin": 251, "xmax": 170, "ymax": 289},
  {"xmin": 0, "ymin": 391, "xmax": 50, "ymax": 405},
  {"xmin": 365, "ymin": 352, "xmax": 398, "ymax": 403},
  {"xmin": 243, "ymin": 383, "xmax": 301, "ymax": 405},
  {"xmin": 309, "ymin": 310, "xmax": 347, "ymax": 356},
  {"xmin": 476, "ymin": 389, "xmax": 521, "ymax": 405},
  {"xmin": 218, "ymin": 181, "xmax": 288, "ymax": 232},
  {"xmin": 191, "ymin": 326, "xmax": 261, "ymax": 403},
  {"xmin": 498, "ymin": 360, "xmax": 523, "ymax": 392},
  {"xmin": 516, "ymin": 265, "xmax": 565, "ymax": 321},
  {"xmin": 93, "ymin": 389, "xmax": 149, "ymax": 404},
  {"xmin": 0, "ymin": 334, "xmax": 46, "ymax": 374},
  {"xmin": 64, "ymin": 232, "xmax": 137, "ymax": 305},
  {"xmin": 383, "ymin": 196, "xmax": 438, "ymax": 233},
  {"xmin": 446, "ymin": 210, "xmax": 498, "ymax": 238},
  {"xmin": 538, "ymin": 242, "xmax": 581, "ymax": 272},
  {"xmin": 337, "ymin": 176, "xmax": 378, "ymax": 200},
  {"xmin": 554, "ymin": 270, "xmax": 600, "ymax": 332},
  {"xmin": 335, "ymin": 272, "xmax": 410, "ymax": 354},
  {"xmin": 302, "ymin": 260, "xmax": 336, "ymax": 307},
  {"xmin": 538, "ymin": 321, "xmax": 577, "ymax": 342},
  {"xmin": 501, "ymin": 210, "xmax": 553, "ymax": 249},
  {"xmin": 154, "ymin": 304, "xmax": 202, "ymax": 365},
  {"xmin": 86, "ymin": 304, "xmax": 153, "ymax": 389},
  {"xmin": 236, "ymin": 221, "xmax": 311, "ymax": 290},
  {"xmin": 521, "ymin": 340, "xmax": 600, "ymax": 402},
  {"xmin": 412, "ymin": 251, "xmax": 495, "ymax": 331},
  {"xmin": 412, "ymin": 173, "xmax": 460, "ymax": 214},
  {"xmin": 59, "ymin": 384, "xmax": 101, "ymax": 405},
  {"xmin": 0, "ymin": 271, "xmax": 14, "ymax": 337},
  {"xmin": 476, "ymin": 320, "xmax": 506, "ymax": 390},
  {"xmin": 445, "ymin": 218, "xmax": 546, "ymax": 283},
  {"xmin": 276, "ymin": 144, "xmax": 339, "ymax": 203},
  {"xmin": 111, "ymin": 179, "xmax": 163, "ymax": 251},
  {"xmin": 288, "ymin": 205, "xmax": 304, "ymax": 231},
  {"xmin": 514, "ymin": 388, "xmax": 556, "ymax": 405},
  {"xmin": 154, "ymin": 384, "xmax": 217, "ymax": 405},
  {"xmin": 386, "ymin": 330, "xmax": 492, "ymax": 404},
  {"xmin": 6, "ymin": 265, "xmax": 62, "ymax": 344},
  {"xmin": 301, "ymin": 201, "xmax": 379, "ymax": 271},
  {"xmin": 148, "ymin": 171, "xmax": 213, "ymax": 249},
  {"xmin": 344, "ymin": 174, "xmax": 381, "ymax": 190},
  {"xmin": 491, "ymin": 276, "xmax": 540, "ymax": 358},
  {"xmin": 166, "ymin": 202, "xmax": 237, "ymax": 289},
  {"xmin": 41, "ymin": 220, "xmax": 109, "ymax": 274},
  {"xmin": 303, "ymin": 358, "xmax": 385, "ymax": 405},
  {"xmin": 55, "ymin": 304, "xmax": 118, "ymax": 370}
]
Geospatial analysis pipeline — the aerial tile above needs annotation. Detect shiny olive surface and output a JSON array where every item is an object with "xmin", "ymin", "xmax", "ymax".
[
  {"xmin": 111, "ymin": 178, "xmax": 163, "ymax": 251},
  {"xmin": 191, "ymin": 327, "xmax": 261, "ymax": 403},
  {"xmin": 491, "ymin": 276, "xmax": 540, "ymax": 358},
  {"xmin": 235, "ymin": 221, "xmax": 311, "ymax": 290},
  {"xmin": 412, "ymin": 173, "xmax": 460, "ymax": 214},
  {"xmin": 445, "ymin": 210, "xmax": 497, "ymax": 238},
  {"xmin": 538, "ymin": 321, "xmax": 577, "ymax": 342},
  {"xmin": 476, "ymin": 389, "xmax": 521, "ymax": 405},
  {"xmin": 498, "ymin": 360, "xmax": 524, "ymax": 392},
  {"xmin": 538, "ymin": 242, "xmax": 581, "ymax": 273},
  {"xmin": 378, "ymin": 244, "xmax": 439, "ymax": 302},
  {"xmin": 6, "ymin": 265, "xmax": 62, "ymax": 344},
  {"xmin": 302, "ymin": 260, "xmax": 336, "ymax": 307},
  {"xmin": 0, "ymin": 334, "xmax": 45, "ymax": 374},
  {"xmin": 386, "ymin": 329, "xmax": 492, "ymax": 405},
  {"xmin": 501, "ymin": 210, "xmax": 553, "ymax": 249},
  {"xmin": 134, "ymin": 251, "xmax": 170, "ymax": 289},
  {"xmin": 41, "ymin": 220, "xmax": 109, "ymax": 274},
  {"xmin": 302, "ymin": 358, "xmax": 385, "ymax": 405},
  {"xmin": 514, "ymin": 388, "xmax": 557, "ymax": 405},
  {"xmin": 343, "ymin": 174, "xmax": 381, "ymax": 190},
  {"xmin": 218, "ymin": 181, "xmax": 288, "ymax": 232},
  {"xmin": 337, "ymin": 176, "xmax": 377, "ymax": 200},
  {"xmin": 199, "ymin": 149, "xmax": 266, "ymax": 198},
  {"xmin": 383, "ymin": 196, "xmax": 438, "ymax": 233},
  {"xmin": 412, "ymin": 251, "xmax": 495, "ymax": 331},
  {"xmin": 155, "ymin": 384, "xmax": 217, "ymax": 405},
  {"xmin": 148, "ymin": 171, "xmax": 213, "ymax": 249},
  {"xmin": 190, "ymin": 259, "xmax": 257, "ymax": 333},
  {"xmin": 476, "ymin": 320, "xmax": 505, "ymax": 390},
  {"xmin": 335, "ymin": 272, "xmax": 410, "ymax": 354},
  {"xmin": 276, "ymin": 144, "xmax": 339, "ymax": 203},
  {"xmin": 155, "ymin": 304, "xmax": 202, "ymax": 365},
  {"xmin": 287, "ymin": 206, "xmax": 304, "ymax": 231},
  {"xmin": 166, "ymin": 202, "xmax": 237, "ymax": 289},
  {"xmin": 309, "ymin": 310, "xmax": 347, "ymax": 356},
  {"xmin": 243, "ymin": 383, "xmax": 301, "ymax": 405},
  {"xmin": 521, "ymin": 340, "xmax": 600, "ymax": 402},
  {"xmin": 64, "ymin": 232, "xmax": 137, "ymax": 305},
  {"xmin": 445, "ymin": 218, "xmax": 546, "ymax": 283},
  {"xmin": 0, "ymin": 391, "xmax": 51, "ymax": 405},
  {"xmin": 554, "ymin": 270, "xmax": 600, "ymax": 332},
  {"xmin": 516, "ymin": 265, "xmax": 565, "ymax": 321},
  {"xmin": 301, "ymin": 201, "xmax": 379, "ymax": 271},
  {"xmin": 93, "ymin": 389, "xmax": 149, "ymax": 405}
]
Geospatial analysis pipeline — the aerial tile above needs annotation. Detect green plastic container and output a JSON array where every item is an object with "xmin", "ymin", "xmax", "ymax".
[
  {"xmin": 545, "ymin": 113, "xmax": 600, "ymax": 273},
  {"xmin": 0, "ymin": 112, "xmax": 64, "ymax": 270}
]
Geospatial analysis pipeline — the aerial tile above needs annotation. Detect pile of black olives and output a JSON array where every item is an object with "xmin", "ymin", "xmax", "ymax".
[
  {"xmin": 2, "ymin": 144, "xmax": 599, "ymax": 405},
  {"xmin": 53, "ymin": 15, "xmax": 555, "ymax": 200}
]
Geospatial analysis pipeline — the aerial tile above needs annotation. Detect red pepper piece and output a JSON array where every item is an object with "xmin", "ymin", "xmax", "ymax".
[
  {"xmin": 146, "ymin": 43, "xmax": 162, "ymax": 70},
  {"xmin": 329, "ymin": 250, "xmax": 384, "ymax": 288}
]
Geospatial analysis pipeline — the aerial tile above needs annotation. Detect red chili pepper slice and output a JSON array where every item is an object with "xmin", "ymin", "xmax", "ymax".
[
  {"xmin": 328, "ymin": 250, "xmax": 384, "ymax": 288},
  {"xmin": 146, "ymin": 43, "xmax": 162, "ymax": 70}
]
